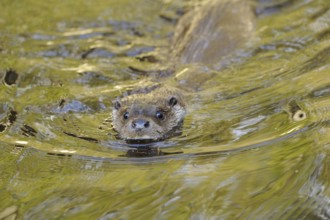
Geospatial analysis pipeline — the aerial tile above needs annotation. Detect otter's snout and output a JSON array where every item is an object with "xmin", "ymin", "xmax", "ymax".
[{"xmin": 131, "ymin": 119, "xmax": 150, "ymax": 130}]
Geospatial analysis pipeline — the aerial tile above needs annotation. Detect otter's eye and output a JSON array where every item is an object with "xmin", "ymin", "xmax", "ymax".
[
  {"xmin": 155, "ymin": 111, "xmax": 165, "ymax": 120},
  {"xmin": 123, "ymin": 112, "xmax": 129, "ymax": 120}
]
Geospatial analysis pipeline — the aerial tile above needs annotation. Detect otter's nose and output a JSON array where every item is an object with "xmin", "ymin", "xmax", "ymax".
[{"xmin": 132, "ymin": 119, "xmax": 150, "ymax": 130}]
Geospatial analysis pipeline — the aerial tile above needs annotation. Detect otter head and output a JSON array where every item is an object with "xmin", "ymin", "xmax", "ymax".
[{"xmin": 112, "ymin": 88, "xmax": 186, "ymax": 142}]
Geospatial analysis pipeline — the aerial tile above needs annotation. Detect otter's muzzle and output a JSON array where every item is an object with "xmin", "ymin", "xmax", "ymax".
[{"xmin": 131, "ymin": 118, "xmax": 150, "ymax": 130}]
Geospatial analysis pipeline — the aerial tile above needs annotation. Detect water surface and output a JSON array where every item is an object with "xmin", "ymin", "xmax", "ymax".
[{"xmin": 0, "ymin": 0, "xmax": 329, "ymax": 219}]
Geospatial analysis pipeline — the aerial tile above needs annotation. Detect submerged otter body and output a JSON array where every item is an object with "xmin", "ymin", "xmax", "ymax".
[
  {"xmin": 112, "ymin": 0, "xmax": 256, "ymax": 141},
  {"xmin": 172, "ymin": 0, "xmax": 255, "ymax": 66}
]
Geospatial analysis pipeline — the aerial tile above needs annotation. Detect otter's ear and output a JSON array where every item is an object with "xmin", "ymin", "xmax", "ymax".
[
  {"xmin": 113, "ymin": 98, "xmax": 121, "ymax": 110},
  {"xmin": 168, "ymin": 97, "xmax": 178, "ymax": 107}
]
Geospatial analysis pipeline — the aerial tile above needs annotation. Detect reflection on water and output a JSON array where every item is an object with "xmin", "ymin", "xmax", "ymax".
[{"xmin": 0, "ymin": 0, "xmax": 329, "ymax": 219}]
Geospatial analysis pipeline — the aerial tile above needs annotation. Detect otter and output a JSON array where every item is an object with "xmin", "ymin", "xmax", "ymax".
[
  {"xmin": 112, "ymin": 86, "xmax": 186, "ymax": 141},
  {"xmin": 112, "ymin": 0, "xmax": 256, "ymax": 141}
]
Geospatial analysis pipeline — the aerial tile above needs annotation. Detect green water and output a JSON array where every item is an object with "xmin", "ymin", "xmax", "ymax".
[{"xmin": 0, "ymin": 0, "xmax": 329, "ymax": 219}]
